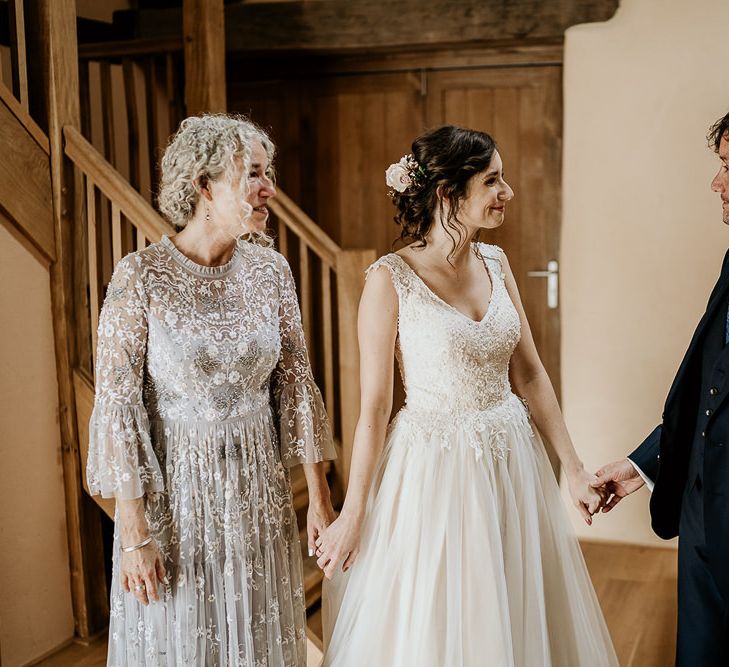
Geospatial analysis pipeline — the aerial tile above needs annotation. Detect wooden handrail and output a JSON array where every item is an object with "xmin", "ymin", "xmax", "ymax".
[
  {"xmin": 63, "ymin": 126, "xmax": 174, "ymax": 241},
  {"xmin": 78, "ymin": 37, "xmax": 183, "ymax": 60},
  {"xmin": 269, "ymin": 190, "xmax": 340, "ymax": 267}
]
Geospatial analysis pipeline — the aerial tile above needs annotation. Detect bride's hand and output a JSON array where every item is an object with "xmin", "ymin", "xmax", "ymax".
[
  {"xmin": 566, "ymin": 466, "xmax": 605, "ymax": 525},
  {"xmin": 315, "ymin": 509, "xmax": 362, "ymax": 580}
]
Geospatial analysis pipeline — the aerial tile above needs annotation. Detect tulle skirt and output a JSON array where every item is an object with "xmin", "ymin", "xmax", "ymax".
[{"xmin": 322, "ymin": 394, "xmax": 618, "ymax": 666}]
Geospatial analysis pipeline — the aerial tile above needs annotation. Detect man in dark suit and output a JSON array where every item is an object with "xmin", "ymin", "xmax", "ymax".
[{"xmin": 592, "ymin": 111, "xmax": 729, "ymax": 666}]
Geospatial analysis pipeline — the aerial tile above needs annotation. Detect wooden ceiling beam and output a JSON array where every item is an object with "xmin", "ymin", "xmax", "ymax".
[
  {"xmin": 183, "ymin": 0, "xmax": 226, "ymax": 114},
  {"xmin": 129, "ymin": 0, "xmax": 619, "ymax": 53}
]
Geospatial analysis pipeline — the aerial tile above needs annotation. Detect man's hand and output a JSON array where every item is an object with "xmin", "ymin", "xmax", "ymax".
[{"xmin": 590, "ymin": 458, "xmax": 646, "ymax": 513}]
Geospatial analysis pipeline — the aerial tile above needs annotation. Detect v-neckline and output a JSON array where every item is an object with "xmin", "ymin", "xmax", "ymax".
[{"xmin": 392, "ymin": 245, "xmax": 496, "ymax": 324}]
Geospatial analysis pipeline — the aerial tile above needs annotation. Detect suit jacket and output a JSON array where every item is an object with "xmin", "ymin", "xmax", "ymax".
[{"xmin": 630, "ymin": 248, "xmax": 729, "ymax": 597}]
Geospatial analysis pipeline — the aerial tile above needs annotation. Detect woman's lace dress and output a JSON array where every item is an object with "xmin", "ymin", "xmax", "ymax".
[
  {"xmin": 86, "ymin": 235, "xmax": 336, "ymax": 666},
  {"xmin": 321, "ymin": 244, "xmax": 618, "ymax": 666}
]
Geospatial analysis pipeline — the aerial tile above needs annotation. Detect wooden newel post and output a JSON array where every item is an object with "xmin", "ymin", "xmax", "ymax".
[
  {"xmin": 335, "ymin": 248, "xmax": 376, "ymax": 487},
  {"xmin": 25, "ymin": 0, "xmax": 108, "ymax": 639},
  {"xmin": 183, "ymin": 0, "xmax": 227, "ymax": 115}
]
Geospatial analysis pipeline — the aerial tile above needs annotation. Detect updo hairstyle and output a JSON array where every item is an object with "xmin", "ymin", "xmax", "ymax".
[
  {"xmin": 158, "ymin": 113, "xmax": 275, "ymax": 230},
  {"xmin": 392, "ymin": 125, "xmax": 497, "ymax": 254}
]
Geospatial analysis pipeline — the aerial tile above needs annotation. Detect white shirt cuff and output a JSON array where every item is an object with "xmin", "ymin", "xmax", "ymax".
[{"xmin": 628, "ymin": 458, "xmax": 654, "ymax": 492}]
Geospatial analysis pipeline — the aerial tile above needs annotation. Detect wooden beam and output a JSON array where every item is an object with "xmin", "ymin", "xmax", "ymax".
[
  {"xmin": 78, "ymin": 36, "xmax": 183, "ymax": 60},
  {"xmin": 182, "ymin": 0, "xmax": 226, "ymax": 115},
  {"xmin": 25, "ymin": 0, "xmax": 109, "ymax": 639},
  {"xmin": 122, "ymin": 59, "xmax": 141, "ymax": 191},
  {"xmin": 99, "ymin": 61, "xmax": 116, "ymax": 166},
  {"xmin": 320, "ymin": 265, "xmax": 334, "ymax": 426},
  {"xmin": 228, "ymin": 43, "xmax": 565, "ymax": 81},
  {"xmin": 299, "ymin": 238, "xmax": 312, "ymax": 351},
  {"xmin": 0, "ymin": 93, "xmax": 54, "ymax": 261},
  {"xmin": 335, "ymin": 248, "xmax": 376, "ymax": 487},
  {"xmin": 133, "ymin": 0, "xmax": 619, "ymax": 52}
]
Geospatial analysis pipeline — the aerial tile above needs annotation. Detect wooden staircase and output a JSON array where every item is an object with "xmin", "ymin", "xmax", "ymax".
[{"xmin": 0, "ymin": 0, "xmax": 374, "ymax": 647}]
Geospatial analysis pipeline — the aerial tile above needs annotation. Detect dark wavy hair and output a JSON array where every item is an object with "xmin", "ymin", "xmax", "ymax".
[
  {"xmin": 391, "ymin": 125, "xmax": 497, "ymax": 258},
  {"xmin": 708, "ymin": 111, "xmax": 729, "ymax": 152}
]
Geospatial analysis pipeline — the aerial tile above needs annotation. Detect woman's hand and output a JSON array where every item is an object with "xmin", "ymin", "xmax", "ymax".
[
  {"xmin": 307, "ymin": 495, "xmax": 337, "ymax": 558},
  {"xmin": 121, "ymin": 539, "xmax": 166, "ymax": 606},
  {"xmin": 117, "ymin": 497, "xmax": 165, "ymax": 605},
  {"xmin": 315, "ymin": 509, "xmax": 362, "ymax": 580},
  {"xmin": 566, "ymin": 466, "xmax": 606, "ymax": 525}
]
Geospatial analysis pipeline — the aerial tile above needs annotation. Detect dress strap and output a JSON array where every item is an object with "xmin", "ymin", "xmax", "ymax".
[
  {"xmin": 365, "ymin": 254, "xmax": 419, "ymax": 300},
  {"xmin": 476, "ymin": 243, "xmax": 506, "ymax": 281}
]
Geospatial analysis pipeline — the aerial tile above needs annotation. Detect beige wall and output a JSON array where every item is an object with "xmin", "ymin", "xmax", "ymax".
[
  {"xmin": 561, "ymin": 0, "xmax": 729, "ymax": 545},
  {"xmin": 0, "ymin": 224, "xmax": 75, "ymax": 665}
]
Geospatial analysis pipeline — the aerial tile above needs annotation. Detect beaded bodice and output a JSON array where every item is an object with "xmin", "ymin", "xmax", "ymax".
[{"xmin": 367, "ymin": 244, "xmax": 522, "ymax": 415}]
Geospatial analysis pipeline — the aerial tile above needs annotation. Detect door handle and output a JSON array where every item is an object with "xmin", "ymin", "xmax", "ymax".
[{"xmin": 527, "ymin": 260, "xmax": 559, "ymax": 309}]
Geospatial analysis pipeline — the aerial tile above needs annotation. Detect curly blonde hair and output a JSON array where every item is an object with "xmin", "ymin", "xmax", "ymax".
[{"xmin": 158, "ymin": 114, "xmax": 275, "ymax": 230}]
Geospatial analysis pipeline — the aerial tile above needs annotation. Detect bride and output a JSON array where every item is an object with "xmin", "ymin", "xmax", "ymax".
[{"xmin": 316, "ymin": 126, "xmax": 618, "ymax": 666}]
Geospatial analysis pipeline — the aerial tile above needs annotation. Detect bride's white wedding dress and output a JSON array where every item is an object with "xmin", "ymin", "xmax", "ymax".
[{"xmin": 321, "ymin": 243, "xmax": 618, "ymax": 666}]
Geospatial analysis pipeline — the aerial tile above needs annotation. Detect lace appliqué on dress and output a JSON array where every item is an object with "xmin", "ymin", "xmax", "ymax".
[
  {"xmin": 365, "ymin": 243, "xmax": 527, "ymax": 462},
  {"xmin": 393, "ymin": 394, "xmax": 535, "ymax": 461}
]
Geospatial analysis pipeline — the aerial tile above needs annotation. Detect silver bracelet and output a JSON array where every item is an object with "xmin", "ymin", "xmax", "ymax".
[{"xmin": 121, "ymin": 536, "xmax": 153, "ymax": 553}]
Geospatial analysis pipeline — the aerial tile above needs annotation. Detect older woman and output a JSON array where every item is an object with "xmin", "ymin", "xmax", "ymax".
[{"xmin": 86, "ymin": 114, "xmax": 336, "ymax": 666}]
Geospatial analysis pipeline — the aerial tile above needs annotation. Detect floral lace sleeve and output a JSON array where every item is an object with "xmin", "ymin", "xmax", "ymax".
[
  {"xmin": 271, "ymin": 256, "xmax": 336, "ymax": 467},
  {"xmin": 86, "ymin": 255, "xmax": 164, "ymax": 499}
]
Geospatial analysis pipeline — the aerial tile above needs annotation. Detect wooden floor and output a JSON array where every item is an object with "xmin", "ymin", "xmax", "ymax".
[
  {"xmin": 36, "ymin": 540, "xmax": 677, "ymax": 666},
  {"xmin": 33, "ymin": 636, "xmax": 106, "ymax": 667},
  {"xmin": 582, "ymin": 540, "xmax": 678, "ymax": 666}
]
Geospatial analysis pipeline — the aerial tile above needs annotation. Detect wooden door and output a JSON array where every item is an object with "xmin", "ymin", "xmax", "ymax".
[{"xmin": 426, "ymin": 66, "xmax": 563, "ymax": 402}]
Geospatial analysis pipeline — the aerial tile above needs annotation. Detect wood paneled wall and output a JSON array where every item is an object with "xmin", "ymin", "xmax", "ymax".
[{"xmin": 232, "ymin": 72, "xmax": 426, "ymax": 255}]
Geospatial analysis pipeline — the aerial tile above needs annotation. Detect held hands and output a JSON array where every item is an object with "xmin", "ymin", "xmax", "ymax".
[
  {"xmin": 566, "ymin": 466, "xmax": 606, "ymax": 525},
  {"xmin": 589, "ymin": 458, "xmax": 645, "ymax": 513},
  {"xmin": 307, "ymin": 495, "xmax": 337, "ymax": 559},
  {"xmin": 310, "ymin": 460, "xmax": 645, "ymax": 572},
  {"xmin": 569, "ymin": 457, "xmax": 647, "ymax": 524},
  {"xmin": 314, "ymin": 509, "xmax": 362, "ymax": 580}
]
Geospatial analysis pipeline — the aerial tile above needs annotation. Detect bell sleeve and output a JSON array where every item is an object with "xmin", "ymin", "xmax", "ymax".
[
  {"xmin": 85, "ymin": 255, "xmax": 164, "ymax": 499},
  {"xmin": 271, "ymin": 255, "xmax": 337, "ymax": 467}
]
